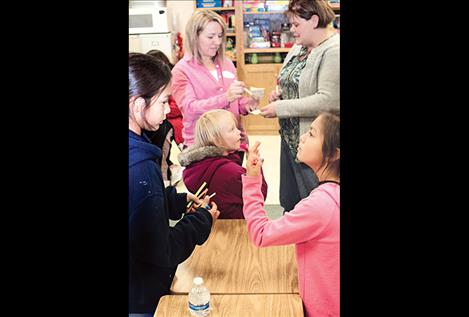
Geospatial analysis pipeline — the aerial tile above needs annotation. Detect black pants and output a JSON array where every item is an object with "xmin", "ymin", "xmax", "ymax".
[{"xmin": 279, "ymin": 138, "xmax": 318, "ymax": 212}]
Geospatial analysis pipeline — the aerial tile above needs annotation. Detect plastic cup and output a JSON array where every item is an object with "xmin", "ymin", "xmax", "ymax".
[{"xmin": 250, "ymin": 87, "xmax": 265, "ymax": 99}]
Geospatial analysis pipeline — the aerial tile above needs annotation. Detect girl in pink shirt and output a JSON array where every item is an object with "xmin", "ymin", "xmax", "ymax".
[
  {"xmin": 242, "ymin": 111, "xmax": 340, "ymax": 317},
  {"xmin": 171, "ymin": 10, "xmax": 259, "ymax": 149}
]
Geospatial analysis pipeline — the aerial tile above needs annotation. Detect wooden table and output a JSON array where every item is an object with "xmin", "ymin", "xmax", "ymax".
[
  {"xmin": 170, "ymin": 219, "xmax": 298, "ymax": 294},
  {"xmin": 154, "ymin": 294, "xmax": 304, "ymax": 317}
]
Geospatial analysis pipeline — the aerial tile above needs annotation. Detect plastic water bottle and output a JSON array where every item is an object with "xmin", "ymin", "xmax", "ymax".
[{"xmin": 188, "ymin": 277, "xmax": 210, "ymax": 316}]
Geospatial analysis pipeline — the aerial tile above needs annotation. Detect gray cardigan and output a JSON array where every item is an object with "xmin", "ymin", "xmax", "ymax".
[{"xmin": 276, "ymin": 33, "xmax": 340, "ymax": 135}]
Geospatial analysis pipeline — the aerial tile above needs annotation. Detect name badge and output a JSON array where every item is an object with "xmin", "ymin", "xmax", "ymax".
[{"xmin": 222, "ymin": 71, "xmax": 235, "ymax": 79}]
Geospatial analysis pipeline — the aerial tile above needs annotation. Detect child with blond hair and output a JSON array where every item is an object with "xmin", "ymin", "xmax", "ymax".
[{"xmin": 178, "ymin": 109, "xmax": 268, "ymax": 219}]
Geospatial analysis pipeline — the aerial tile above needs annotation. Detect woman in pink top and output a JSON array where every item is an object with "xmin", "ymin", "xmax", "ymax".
[
  {"xmin": 242, "ymin": 111, "xmax": 340, "ymax": 317},
  {"xmin": 171, "ymin": 10, "xmax": 259, "ymax": 151}
]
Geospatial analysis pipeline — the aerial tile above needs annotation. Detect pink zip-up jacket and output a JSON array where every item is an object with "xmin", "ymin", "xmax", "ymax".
[
  {"xmin": 172, "ymin": 54, "xmax": 254, "ymax": 147},
  {"xmin": 242, "ymin": 175, "xmax": 340, "ymax": 317}
]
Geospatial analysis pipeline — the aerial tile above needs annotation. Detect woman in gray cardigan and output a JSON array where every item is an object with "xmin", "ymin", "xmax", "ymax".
[{"xmin": 260, "ymin": 0, "xmax": 340, "ymax": 212}]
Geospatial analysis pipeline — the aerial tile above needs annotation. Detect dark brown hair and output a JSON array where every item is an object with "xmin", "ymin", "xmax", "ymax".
[
  {"xmin": 318, "ymin": 111, "xmax": 340, "ymax": 177},
  {"xmin": 287, "ymin": 0, "xmax": 335, "ymax": 28},
  {"xmin": 128, "ymin": 53, "xmax": 171, "ymax": 126},
  {"xmin": 146, "ymin": 49, "xmax": 174, "ymax": 70}
]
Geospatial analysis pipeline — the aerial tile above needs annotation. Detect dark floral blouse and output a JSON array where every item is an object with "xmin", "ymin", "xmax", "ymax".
[{"xmin": 278, "ymin": 45, "xmax": 309, "ymax": 158}]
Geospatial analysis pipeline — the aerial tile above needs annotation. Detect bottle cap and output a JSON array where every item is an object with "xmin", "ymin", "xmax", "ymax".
[{"xmin": 193, "ymin": 277, "xmax": 204, "ymax": 285}]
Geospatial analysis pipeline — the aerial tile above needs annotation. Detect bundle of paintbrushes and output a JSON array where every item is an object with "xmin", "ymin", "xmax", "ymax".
[{"xmin": 186, "ymin": 181, "xmax": 216, "ymax": 210}]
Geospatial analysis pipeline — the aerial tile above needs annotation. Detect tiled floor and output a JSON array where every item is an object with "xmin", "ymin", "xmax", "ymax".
[{"xmin": 170, "ymin": 134, "xmax": 281, "ymax": 206}]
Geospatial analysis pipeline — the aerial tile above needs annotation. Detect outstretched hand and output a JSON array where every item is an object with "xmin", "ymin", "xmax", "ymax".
[
  {"xmin": 268, "ymin": 88, "xmax": 282, "ymax": 103},
  {"xmin": 260, "ymin": 102, "xmax": 277, "ymax": 118},
  {"xmin": 247, "ymin": 96, "xmax": 260, "ymax": 112},
  {"xmin": 246, "ymin": 141, "xmax": 263, "ymax": 176}
]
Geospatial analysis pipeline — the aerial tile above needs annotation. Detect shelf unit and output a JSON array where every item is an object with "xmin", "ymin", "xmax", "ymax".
[
  {"xmin": 195, "ymin": 6, "xmax": 235, "ymax": 11},
  {"xmin": 244, "ymin": 48, "xmax": 290, "ymax": 53},
  {"xmin": 243, "ymin": 11, "xmax": 284, "ymax": 15},
  {"xmin": 234, "ymin": 4, "xmax": 289, "ymax": 135}
]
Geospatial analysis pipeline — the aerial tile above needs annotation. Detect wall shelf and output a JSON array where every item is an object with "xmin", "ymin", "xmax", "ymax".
[
  {"xmin": 244, "ymin": 48, "xmax": 291, "ymax": 54},
  {"xmin": 196, "ymin": 6, "xmax": 235, "ymax": 11},
  {"xmin": 243, "ymin": 11, "xmax": 285, "ymax": 15}
]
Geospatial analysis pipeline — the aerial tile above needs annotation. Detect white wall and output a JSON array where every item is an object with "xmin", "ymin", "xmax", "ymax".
[
  {"xmin": 129, "ymin": 0, "xmax": 166, "ymax": 7},
  {"xmin": 128, "ymin": 0, "xmax": 194, "ymax": 41},
  {"xmin": 166, "ymin": 0, "xmax": 195, "ymax": 39}
]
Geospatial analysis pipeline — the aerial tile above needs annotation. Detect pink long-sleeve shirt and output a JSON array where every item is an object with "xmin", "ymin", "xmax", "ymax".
[
  {"xmin": 242, "ymin": 175, "xmax": 340, "ymax": 317},
  {"xmin": 171, "ymin": 54, "xmax": 253, "ymax": 147}
]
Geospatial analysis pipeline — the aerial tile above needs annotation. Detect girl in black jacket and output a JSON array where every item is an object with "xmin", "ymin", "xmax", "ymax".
[{"xmin": 128, "ymin": 53, "xmax": 219, "ymax": 316}]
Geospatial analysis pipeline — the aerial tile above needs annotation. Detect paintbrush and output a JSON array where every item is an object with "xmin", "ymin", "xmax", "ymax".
[
  {"xmin": 243, "ymin": 87, "xmax": 253, "ymax": 96},
  {"xmin": 194, "ymin": 192, "xmax": 216, "ymax": 209},
  {"xmin": 186, "ymin": 181, "xmax": 207, "ymax": 209}
]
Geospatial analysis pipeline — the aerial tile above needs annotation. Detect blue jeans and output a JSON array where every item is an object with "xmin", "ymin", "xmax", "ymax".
[{"xmin": 279, "ymin": 138, "xmax": 318, "ymax": 212}]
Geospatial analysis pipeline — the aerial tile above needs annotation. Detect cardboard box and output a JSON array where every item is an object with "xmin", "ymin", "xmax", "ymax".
[{"xmin": 196, "ymin": 0, "xmax": 222, "ymax": 8}]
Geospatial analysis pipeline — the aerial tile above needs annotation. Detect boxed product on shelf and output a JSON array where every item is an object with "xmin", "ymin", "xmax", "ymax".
[
  {"xmin": 196, "ymin": 0, "xmax": 222, "ymax": 8},
  {"xmin": 248, "ymin": 24, "xmax": 270, "ymax": 48},
  {"xmin": 254, "ymin": 18, "xmax": 270, "ymax": 32},
  {"xmin": 243, "ymin": 0, "xmax": 266, "ymax": 12},
  {"xmin": 328, "ymin": 0, "xmax": 340, "ymax": 10},
  {"xmin": 265, "ymin": 0, "xmax": 288, "ymax": 12},
  {"xmin": 249, "ymin": 40, "xmax": 271, "ymax": 48},
  {"xmin": 249, "ymin": 24, "xmax": 262, "ymax": 38}
]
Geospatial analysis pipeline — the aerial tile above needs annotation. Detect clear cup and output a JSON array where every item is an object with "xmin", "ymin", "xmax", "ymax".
[{"xmin": 250, "ymin": 87, "xmax": 265, "ymax": 99}]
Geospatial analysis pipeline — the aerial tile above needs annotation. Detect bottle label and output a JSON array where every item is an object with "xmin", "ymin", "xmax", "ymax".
[{"xmin": 189, "ymin": 302, "xmax": 210, "ymax": 311}]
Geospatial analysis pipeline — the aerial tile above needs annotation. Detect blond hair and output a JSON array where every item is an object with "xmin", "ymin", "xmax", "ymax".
[
  {"xmin": 195, "ymin": 109, "xmax": 237, "ymax": 149},
  {"xmin": 185, "ymin": 10, "xmax": 226, "ymax": 64}
]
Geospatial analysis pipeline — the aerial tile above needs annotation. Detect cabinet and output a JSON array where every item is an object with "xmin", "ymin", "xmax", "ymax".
[
  {"xmin": 129, "ymin": 33, "xmax": 175, "ymax": 63},
  {"xmin": 240, "ymin": 63, "xmax": 282, "ymax": 134},
  {"xmin": 234, "ymin": 4, "xmax": 289, "ymax": 135}
]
